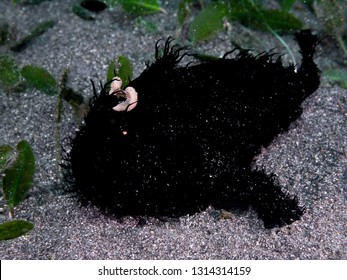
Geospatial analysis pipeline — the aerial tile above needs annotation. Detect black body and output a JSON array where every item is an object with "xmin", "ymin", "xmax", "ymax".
[{"xmin": 67, "ymin": 30, "xmax": 320, "ymax": 228}]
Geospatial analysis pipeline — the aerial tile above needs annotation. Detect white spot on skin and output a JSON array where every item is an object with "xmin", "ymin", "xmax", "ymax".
[{"xmin": 113, "ymin": 86, "xmax": 138, "ymax": 112}]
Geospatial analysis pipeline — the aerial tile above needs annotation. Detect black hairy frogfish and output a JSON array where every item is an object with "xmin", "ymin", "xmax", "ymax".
[{"xmin": 66, "ymin": 30, "xmax": 320, "ymax": 228}]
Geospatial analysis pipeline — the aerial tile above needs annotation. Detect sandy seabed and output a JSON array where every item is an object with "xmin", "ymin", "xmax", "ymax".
[{"xmin": 0, "ymin": 0, "xmax": 346, "ymax": 259}]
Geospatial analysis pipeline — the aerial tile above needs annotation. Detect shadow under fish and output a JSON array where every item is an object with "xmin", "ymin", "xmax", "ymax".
[{"xmin": 65, "ymin": 30, "xmax": 320, "ymax": 229}]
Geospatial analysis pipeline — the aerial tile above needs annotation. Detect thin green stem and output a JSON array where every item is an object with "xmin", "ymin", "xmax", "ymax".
[
  {"xmin": 249, "ymin": 0, "xmax": 297, "ymax": 65},
  {"xmin": 54, "ymin": 70, "xmax": 67, "ymax": 185},
  {"xmin": 335, "ymin": 35, "xmax": 347, "ymax": 58},
  {"xmin": 269, "ymin": 28, "xmax": 297, "ymax": 65},
  {"xmin": 54, "ymin": 92, "xmax": 63, "ymax": 185}
]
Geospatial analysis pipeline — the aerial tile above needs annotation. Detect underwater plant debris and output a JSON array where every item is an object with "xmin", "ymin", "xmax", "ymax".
[
  {"xmin": 80, "ymin": 0, "xmax": 107, "ymax": 13},
  {"xmin": 66, "ymin": 30, "xmax": 320, "ymax": 229}
]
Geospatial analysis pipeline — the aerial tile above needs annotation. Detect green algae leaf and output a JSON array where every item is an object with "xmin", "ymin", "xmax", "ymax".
[
  {"xmin": 0, "ymin": 220, "xmax": 34, "ymax": 241},
  {"xmin": 277, "ymin": 0, "xmax": 296, "ymax": 11},
  {"xmin": 57, "ymin": 69, "xmax": 85, "ymax": 123},
  {"xmin": 59, "ymin": 68, "xmax": 83, "ymax": 107},
  {"xmin": 21, "ymin": 65, "xmax": 57, "ymax": 95},
  {"xmin": 106, "ymin": 56, "xmax": 133, "ymax": 86},
  {"xmin": 116, "ymin": 56, "xmax": 133, "ymax": 87},
  {"xmin": 118, "ymin": 0, "xmax": 162, "ymax": 16},
  {"xmin": 106, "ymin": 60, "xmax": 116, "ymax": 84},
  {"xmin": 11, "ymin": 20, "xmax": 55, "ymax": 52},
  {"xmin": 228, "ymin": 0, "xmax": 303, "ymax": 32},
  {"xmin": 324, "ymin": 69, "xmax": 347, "ymax": 88},
  {"xmin": 2, "ymin": 140, "xmax": 35, "ymax": 210},
  {"xmin": 0, "ymin": 20, "xmax": 9, "ymax": 45},
  {"xmin": 134, "ymin": 17, "xmax": 158, "ymax": 34},
  {"xmin": 191, "ymin": 53, "xmax": 219, "ymax": 62},
  {"xmin": 0, "ymin": 145, "xmax": 14, "ymax": 172},
  {"xmin": 72, "ymin": 3, "xmax": 95, "ymax": 21},
  {"xmin": 189, "ymin": 2, "xmax": 228, "ymax": 42},
  {"xmin": 177, "ymin": 0, "xmax": 193, "ymax": 26},
  {"xmin": 61, "ymin": 84, "xmax": 84, "ymax": 107},
  {"xmin": 258, "ymin": 9, "xmax": 303, "ymax": 32},
  {"xmin": 0, "ymin": 55, "xmax": 21, "ymax": 90}
]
